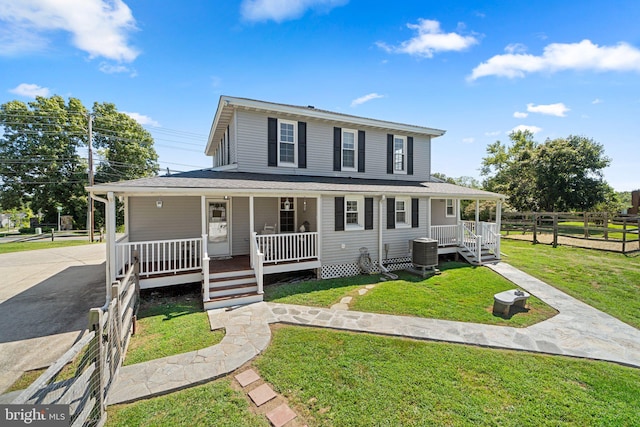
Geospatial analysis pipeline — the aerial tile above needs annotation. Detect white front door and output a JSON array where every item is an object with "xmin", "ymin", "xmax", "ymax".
[{"xmin": 207, "ymin": 199, "xmax": 231, "ymax": 257}]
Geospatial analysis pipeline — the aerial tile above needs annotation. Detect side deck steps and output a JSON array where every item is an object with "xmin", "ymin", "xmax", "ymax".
[
  {"xmin": 203, "ymin": 269, "xmax": 263, "ymax": 310},
  {"xmin": 457, "ymin": 246, "xmax": 500, "ymax": 266}
]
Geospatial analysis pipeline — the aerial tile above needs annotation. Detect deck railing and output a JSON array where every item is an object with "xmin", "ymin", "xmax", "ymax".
[
  {"xmin": 460, "ymin": 221, "xmax": 482, "ymax": 262},
  {"xmin": 116, "ymin": 237, "xmax": 202, "ymax": 277},
  {"xmin": 481, "ymin": 222, "xmax": 500, "ymax": 257},
  {"xmin": 255, "ymin": 232, "xmax": 319, "ymax": 264},
  {"xmin": 431, "ymin": 225, "xmax": 458, "ymax": 246}
]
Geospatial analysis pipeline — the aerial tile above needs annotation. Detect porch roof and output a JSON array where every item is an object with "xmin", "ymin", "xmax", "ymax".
[{"xmin": 88, "ymin": 170, "xmax": 505, "ymax": 200}]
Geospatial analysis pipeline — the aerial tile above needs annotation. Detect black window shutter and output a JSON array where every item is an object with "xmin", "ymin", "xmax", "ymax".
[
  {"xmin": 387, "ymin": 134, "xmax": 393, "ymax": 174},
  {"xmin": 412, "ymin": 198, "xmax": 419, "ymax": 228},
  {"xmin": 407, "ymin": 136, "xmax": 414, "ymax": 175},
  {"xmin": 335, "ymin": 197, "xmax": 345, "ymax": 231},
  {"xmin": 268, "ymin": 118, "xmax": 277, "ymax": 167},
  {"xmin": 387, "ymin": 197, "xmax": 395, "ymax": 229},
  {"xmin": 358, "ymin": 130, "xmax": 365, "ymax": 173},
  {"xmin": 364, "ymin": 197, "xmax": 373, "ymax": 230},
  {"xmin": 298, "ymin": 121, "xmax": 307, "ymax": 168},
  {"xmin": 333, "ymin": 127, "xmax": 342, "ymax": 171}
]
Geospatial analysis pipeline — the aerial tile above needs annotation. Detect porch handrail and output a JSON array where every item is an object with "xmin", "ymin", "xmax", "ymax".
[
  {"xmin": 460, "ymin": 221, "xmax": 482, "ymax": 263},
  {"xmin": 251, "ymin": 232, "xmax": 265, "ymax": 294},
  {"xmin": 116, "ymin": 237, "xmax": 202, "ymax": 278},
  {"xmin": 202, "ymin": 234, "xmax": 210, "ymax": 301},
  {"xmin": 255, "ymin": 232, "xmax": 319, "ymax": 264},
  {"xmin": 481, "ymin": 222, "xmax": 500, "ymax": 259},
  {"xmin": 431, "ymin": 225, "xmax": 458, "ymax": 247}
]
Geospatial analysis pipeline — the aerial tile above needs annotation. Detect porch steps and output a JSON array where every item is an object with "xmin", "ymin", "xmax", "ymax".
[
  {"xmin": 204, "ymin": 269, "xmax": 264, "ymax": 311},
  {"xmin": 458, "ymin": 246, "xmax": 500, "ymax": 266}
]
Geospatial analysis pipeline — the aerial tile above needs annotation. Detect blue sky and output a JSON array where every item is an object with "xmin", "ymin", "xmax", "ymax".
[{"xmin": 1, "ymin": 0, "xmax": 639, "ymax": 191}]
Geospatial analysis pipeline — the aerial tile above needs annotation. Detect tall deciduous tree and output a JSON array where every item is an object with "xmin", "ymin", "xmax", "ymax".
[
  {"xmin": 482, "ymin": 130, "xmax": 613, "ymax": 212},
  {"xmin": 0, "ymin": 96, "xmax": 159, "ymax": 227}
]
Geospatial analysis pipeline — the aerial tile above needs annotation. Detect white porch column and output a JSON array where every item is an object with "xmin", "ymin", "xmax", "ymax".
[
  {"xmin": 123, "ymin": 196, "xmax": 129, "ymax": 236},
  {"xmin": 107, "ymin": 192, "xmax": 117, "ymax": 288},
  {"xmin": 378, "ymin": 196, "xmax": 385, "ymax": 269},
  {"xmin": 496, "ymin": 200, "xmax": 503, "ymax": 259},
  {"xmin": 201, "ymin": 196, "xmax": 207, "ymax": 236},
  {"xmin": 426, "ymin": 197, "xmax": 432, "ymax": 238},
  {"xmin": 475, "ymin": 199, "xmax": 480, "ymax": 234},
  {"xmin": 249, "ymin": 196, "xmax": 255, "ymax": 268},
  {"xmin": 316, "ymin": 196, "xmax": 322, "ymax": 261}
]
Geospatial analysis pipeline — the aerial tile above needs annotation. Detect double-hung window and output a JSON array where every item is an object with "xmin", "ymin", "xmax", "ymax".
[
  {"xmin": 395, "ymin": 197, "xmax": 410, "ymax": 227},
  {"xmin": 342, "ymin": 129, "xmax": 357, "ymax": 170},
  {"xmin": 345, "ymin": 196, "xmax": 364, "ymax": 230},
  {"xmin": 394, "ymin": 136, "xmax": 406, "ymax": 173},
  {"xmin": 278, "ymin": 120, "xmax": 296, "ymax": 165},
  {"xmin": 446, "ymin": 199, "xmax": 456, "ymax": 217}
]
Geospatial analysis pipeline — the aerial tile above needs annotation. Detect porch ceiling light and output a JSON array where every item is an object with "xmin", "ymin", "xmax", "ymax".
[{"xmin": 156, "ymin": 200, "xmax": 163, "ymax": 208}]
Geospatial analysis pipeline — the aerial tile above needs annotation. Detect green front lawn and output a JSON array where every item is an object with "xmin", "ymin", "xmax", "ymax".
[
  {"xmin": 501, "ymin": 239, "xmax": 640, "ymax": 329},
  {"xmin": 265, "ymin": 263, "xmax": 556, "ymax": 327},
  {"xmin": 124, "ymin": 290, "xmax": 224, "ymax": 366},
  {"xmin": 258, "ymin": 325, "xmax": 640, "ymax": 426},
  {"xmin": 0, "ymin": 240, "xmax": 93, "ymax": 254}
]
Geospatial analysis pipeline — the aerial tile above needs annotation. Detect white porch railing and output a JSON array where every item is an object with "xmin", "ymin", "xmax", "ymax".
[
  {"xmin": 255, "ymin": 232, "xmax": 319, "ymax": 264},
  {"xmin": 431, "ymin": 225, "xmax": 458, "ymax": 246},
  {"xmin": 116, "ymin": 237, "xmax": 202, "ymax": 278},
  {"xmin": 481, "ymin": 222, "xmax": 500, "ymax": 257},
  {"xmin": 460, "ymin": 221, "xmax": 482, "ymax": 262}
]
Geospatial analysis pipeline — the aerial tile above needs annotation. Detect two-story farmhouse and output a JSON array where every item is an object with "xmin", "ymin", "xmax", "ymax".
[{"xmin": 88, "ymin": 96, "xmax": 505, "ymax": 310}]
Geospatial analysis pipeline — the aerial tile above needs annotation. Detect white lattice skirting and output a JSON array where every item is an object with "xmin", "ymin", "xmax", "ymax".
[{"xmin": 320, "ymin": 257, "xmax": 413, "ymax": 279}]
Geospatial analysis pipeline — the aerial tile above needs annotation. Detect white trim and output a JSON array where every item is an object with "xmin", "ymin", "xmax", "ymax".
[
  {"xmin": 395, "ymin": 196, "xmax": 411, "ymax": 228},
  {"xmin": 211, "ymin": 163, "xmax": 238, "ymax": 172},
  {"xmin": 446, "ymin": 198, "xmax": 456, "ymax": 218},
  {"xmin": 345, "ymin": 195, "xmax": 364, "ymax": 231},
  {"xmin": 277, "ymin": 119, "xmax": 297, "ymax": 166},
  {"xmin": 341, "ymin": 128, "xmax": 357, "ymax": 171},
  {"xmin": 393, "ymin": 135, "xmax": 407, "ymax": 174}
]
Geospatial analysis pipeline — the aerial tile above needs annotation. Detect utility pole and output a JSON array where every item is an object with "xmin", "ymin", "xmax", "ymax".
[{"xmin": 87, "ymin": 113, "xmax": 95, "ymax": 242}]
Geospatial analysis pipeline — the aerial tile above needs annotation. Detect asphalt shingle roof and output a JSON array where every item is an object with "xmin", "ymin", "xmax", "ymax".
[{"xmin": 90, "ymin": 170, "xmax": 504, "ymax": 199}]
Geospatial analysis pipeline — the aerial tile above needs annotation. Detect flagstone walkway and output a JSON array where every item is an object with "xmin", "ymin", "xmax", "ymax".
[{"xmin": 108, "ymin": 262, "xmax": 640, "ymax": 412}]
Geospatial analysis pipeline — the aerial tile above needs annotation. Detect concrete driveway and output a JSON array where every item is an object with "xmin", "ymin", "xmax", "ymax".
[{"xmin": 0, "ymin": 243, "xmax": 106, "ymax": 394}]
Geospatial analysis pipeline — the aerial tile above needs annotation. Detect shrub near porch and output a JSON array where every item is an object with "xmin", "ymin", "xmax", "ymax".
[{"xmin": 265, "ymin": 263, "xmax": 557, "ymax": 327}]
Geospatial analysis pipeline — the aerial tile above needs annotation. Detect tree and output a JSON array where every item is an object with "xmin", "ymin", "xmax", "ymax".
[
  {"xmin": 481, "ymin": 131, "xmax": 613, "ymax": 212},
  {"xmin": 0, "ymin": 96, "xmax": 159, "ymax": 227},
  {"xmin": 0, "ymin": 96, "xmax": 88, "ymax": 224}
]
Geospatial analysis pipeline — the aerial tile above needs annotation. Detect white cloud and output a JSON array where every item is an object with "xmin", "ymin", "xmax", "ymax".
[
  {"xmin": 469, "ymin": 39, "xmax": 640, "ymax": 80},
  {"xmin": 527, "ymin": 102, "xmax": 569, "ymax": 117},
  {"xmin": 8, "ymin": 83, "xmax": 50, "ymax": 98},
  {"xmin": 350, "ymin": 93, "xmax": 384, "ymax": 107},
  {"xmin": 485, "ymin": 130, "xmax": 501, "ymax": 137},
  {"xmin": 377, "ymin": 19, "xmax": 478, "ymax": 58},
  {"xmin": 592, "ymin": 98, "xmax": 603, "ymax": 104},
  {"xmin": 240, "ymin": 0, "xmax": 347, "ymax": 23},
  {"xmin": 504, "ymin": 43, "xmax": 527, "ymax": 54},
  {"xmin": 513, "ymin": 111, "xmax": 528, "ymax": 118},
  {"xmin": 511, "ymin": 125, "xmax": 542, "ymax": 134},
  {"xmin": 123, "ymin": 112, "xmax": 160, "ymax": 127},
  {"xmin": 0, "ymin": 0, "xmax": 139, "ymax": 62},
  {"xmin": 462, "ymin": 137, "xmax": 475, "ymax": 144}
]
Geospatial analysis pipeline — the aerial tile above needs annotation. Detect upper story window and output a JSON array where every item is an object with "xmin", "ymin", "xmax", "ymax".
[
  {"xmin": 278, "ymin": 120, "xmax": 297, "ymax": 165},
  {"xmin": 446, "ymin": 199, "xmax": 456, "ymax": 217},
  {"xmin": 342, "ymin": 129, "xmax": 357, "ymax": 171},
  {"xmin": 394, "ymin": 136, "xmax": 406, "ymax": 173},
  {"xmin": 395, "ymin": 197, "xmax": 410, "ymax": 227}
]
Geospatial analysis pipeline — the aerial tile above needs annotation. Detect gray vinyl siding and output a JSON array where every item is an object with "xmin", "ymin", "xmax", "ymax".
[
  {"xmin": 128, "ymin": 196, "xmax": 201, "ymax": 241},
  {"xmin": 229, "ymin": 114, "xmax": 237, "ymax": 165},
  {"xmin": 234, "ymin": 110, "xmax": 431, "ymax": 181},
  {"xmin": 320, "ymin": 195, "xmax": 379, "ymax": 266},
  {"xmin": 431, "ymin": 199, "xmax": 458, "ymax": 226},
  {"xmin": 381, "ymin": 198, "xmax": 429, "ymax": 259},
  {"xmin": 253, "ymin": 197, "xmax": 279, "ymax": 233},
  {"xmin": 231, "ymin": 197, "xmax": 249, "ymax": 255},
  {"xmin": 296, "ymin": 197, "xmax": 317, "ymax": 232}
]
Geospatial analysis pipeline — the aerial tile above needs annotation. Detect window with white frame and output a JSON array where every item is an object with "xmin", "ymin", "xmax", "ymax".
[
  {"xmin": 342, "ymin": 129, "xmax": 357, "ymax": 170},
  {"xmin": 446, "ymin": 199, "xmax": 456, "ymax": 217},
  {"xmin": 394, "ymin": 135, "xmax": 406, "ymax": 173},
  {"xmin": 395, "ymin": 197, "xmax": 410, "ymax": 227},
  {"xmin": 278, "ymin": 120, "xmax": 296, "ymax": 165},
  {"xmin": 345, "ymin": 196, "xmax": 364, "ymax": 230}
]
